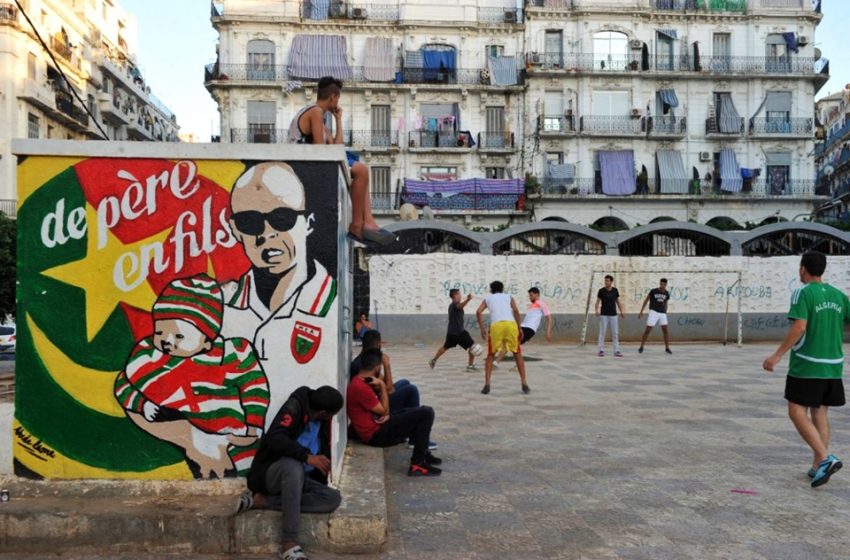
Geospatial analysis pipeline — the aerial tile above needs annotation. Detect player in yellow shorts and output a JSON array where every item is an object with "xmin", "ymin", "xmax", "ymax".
[{"xmin": 476, "ymin": 281, "xmax": 529, "ymax": 395}]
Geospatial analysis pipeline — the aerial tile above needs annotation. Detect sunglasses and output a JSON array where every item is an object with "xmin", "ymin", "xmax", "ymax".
[{"xmin": 230, "ymin": 208, "xmax": 304, "ymax": 236}]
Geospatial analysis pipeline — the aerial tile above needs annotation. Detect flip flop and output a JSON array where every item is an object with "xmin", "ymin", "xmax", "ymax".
[
  {"xmin": 279, "ymin": 545, "xmax": 308, "ymax": 560},
  {"xmin": 362, "ymin": 227, "xmax": 397, "ymax": 245}
]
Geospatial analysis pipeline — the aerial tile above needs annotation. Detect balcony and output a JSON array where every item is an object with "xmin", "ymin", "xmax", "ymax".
[
  {"xmin": 706, "ymin": 117, "xmax": 745, "ymax": 137},
  {"xmin": 650, "ymin": 0, "xmax": 746, "ymax": 11},
  {"xmin": 230, "ymin": 128, "xmax": 287, "ymax": 143},
  {"xmin": 477, "ymin": 7, "xmax": 523, "ymax": 23},
  {"xmin": 478, "ymin": 131, "xmax": 516, "ymax": 152},
  {"xmin": 18, "ymin": 81, "xmax": 57, "ymax": 113},
  {"xmin": 98, "ymin": 92, "xmax": 131, "ymax": 126},
  {"xmin": 345, "ymin": 130, "xmax": 399, "ymax": 150},
  {"xmin": 0, "ymin": 3, "xmax": 17, "ymax": 24},
  {"xmin": 757, "ymin": 0, "xmax": 813, "ymax": 8},
  {"xmin": 750, "ymin": 179, "xmax": 817, "ymax": 197},
  {"xmin": 698, "ymin": 56, "xmax": 817, "ymax": 75},
  {"xmin": 205, "ymin": 63, "xmax": 287, "ymax": 84},
  {"xmin": 526, "ymin": 52, "xmax": 642, "ymax": 73},
  {"xmin": 53, "ymin": 95, "xmax": 90, "ymax": 131},
  {"xmin": 400, "ymin": 67, "xmax": 520, "ymax": 86},
  {"xmin": 539, "ymin": 178, "xmax": 820, "ymax": 199},
  {"xmin": 539, "ymin": 115, "xmax": 576, "ymax": 136},
  {"xmin": 408, "ymin": 131, "xmax": 472, "ymax": 150},
  {"xmin": 749, "ymin": 117, "xmax": 813, "ymax": 138},
  {"xmin": 646, "ymin": 116, "xmax": 687, "ymax": 139},
  {"xmin": 580, "ymin": 115, "xmax": 644, "ymax": 137},
  {"xmin": 301, "ymin": 1, "xmax": 400, "ymax": 21},
  {"xmin": 126, "ymin": 113, "xmax": 154, "ymax": 141}
]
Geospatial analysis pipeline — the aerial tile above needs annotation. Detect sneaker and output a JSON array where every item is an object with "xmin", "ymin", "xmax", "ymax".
[
  {"xmin": 481, "ymin": 384, "xmax": 490, "ymax": 395},
  {"xmin": 408, "ymin": 441, "xmax": 438, "ymax": 451},
  {"xmin": 466, "ymin": 364, "xmax": 478, "ymax": 372},
  {"xmin": 638, "ymin": 346, "xmax": 644, "ymax": 354},
  {"xmin": 424, "ymin": 452, "xmax": 442, "ymax": 465},
  {"xmin": 492, "ymin": 361, "xmax": 500, "ymax": 369},
  {"xmin": 597, "ymin": 351, "xmax": 605, "ymax": 357},
  {"xmin": 665, "ymin": 348, "xmax": 673, "ymax": 354},
  {"xmin": 408, "ymin": 462, "xmax": 441, "ymax": 477},
  {"xmin": 807, "ymin": 468, "xmax": 817, "ymax": 479},
  {"xmin": 614, "ymin": 351, "xmax": 624, "ymax": 358},
  {"xmin": 428, "ymin": 359, "xmax": 436, "ymax": 369},
  {"xmin": 521, "ymin": 383, "xmax": 531, "ymax": 394},
  {"xmin": 812, "ymin": 454, "xmax": 842, "ymax": 488}
]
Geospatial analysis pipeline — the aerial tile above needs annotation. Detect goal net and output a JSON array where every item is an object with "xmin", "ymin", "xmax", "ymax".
[{"xmin": 579, "ymin": 270, "xmax": 744, "ymax": 347}]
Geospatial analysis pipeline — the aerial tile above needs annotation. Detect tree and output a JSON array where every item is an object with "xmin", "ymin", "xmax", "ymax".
[{"xmin": 0, "ymin": 212, "xmax": 16, "ymax": 320}]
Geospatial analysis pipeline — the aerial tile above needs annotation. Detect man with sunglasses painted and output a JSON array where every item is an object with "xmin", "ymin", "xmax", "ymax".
[
  {"xmin": 289, "ymin": 76, "xmax": 395, "ymax": 246},
  {"xmin": 221, "ymin": 162, "xmax": 338, "ymax": 424}
]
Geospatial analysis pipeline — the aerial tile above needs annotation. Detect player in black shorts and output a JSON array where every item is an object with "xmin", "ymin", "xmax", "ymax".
[{"xmin": 429, "ymin": 289, "xmax": 481, "ymax": 372}]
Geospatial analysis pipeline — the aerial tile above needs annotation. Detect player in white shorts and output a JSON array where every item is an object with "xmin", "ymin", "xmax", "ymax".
[{"xmin": 637, "ymin": 278, "xmax": 672, "ymax": 354}]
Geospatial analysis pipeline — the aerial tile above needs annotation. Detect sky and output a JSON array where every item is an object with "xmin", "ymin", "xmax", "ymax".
[{"xmin": 121, "ymin": 1, "xmax": 848, "ymax": 141}]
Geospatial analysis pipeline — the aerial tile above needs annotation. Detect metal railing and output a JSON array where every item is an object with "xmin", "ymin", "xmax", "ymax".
[
  {"xmin": 230, "ymin": 128, "xmax": 287, "ymax": 143},
  {"xmin": 647, "ymin": 116, "xmax": 687, "ymax": 136},
  {"xmin": 758, "ymin": 0, "xmax": 807, "ymax": 7},
  {"xmin": 540, "ymin": 178, "xmax": 599, "ymax": 195},
  {"xmin": 345, "ymin": 130, "xmax": 399, "ymax": 148},
  {"xmin": 371, "ymin": 190, "xmax": 400, "ymax": 210},
  {"xmin": 0, "ymin": 3, "xmax": 17, "ymax": 22},
  {"xmin": 539, "ymin": 115, "xmax": 577, "ymax": 133},
  {"xmin": 50, "ymin": 36, "xmax": 73, "ymax": 61},
  {"xmin": 478, "ymin": 131, "xmax": 515, "ymax": 149},
  {"xmin": 301, "ymin": 2, "xmax": 400, "ymax": 20},
  {"xmin": 650, "ymin": 0, "xmax": 746, "ymax": 11},
  {"xmin": 477, "ymin": 7, "xmax": 523, "ymax": 23},
  {"xmin": 749, "ymin": 117, "xmax": 813, "ymax": 136},
  {"xmin": 400, "ymin": 67, "xmax": 518, "ymax": 85},
  {"xmin": 205, "ymin": 63, "xmax": 288, "ymax": 82},
  {"xmin": 706, "ymin": 116, "xmax": 746, "ymax": 135},
  {"xmin": 55, "ymin": 96, "xmax": 89, "ymax": 126},
  {"xmin": 750, "ymin": 179, "xmax": 816, "ymax": 197},
  {"xmin": 526, "ymin": 52, "xmax": 642, "ymax": 72},
  {"xmin": 698, "ymin": 56, "xmax": 816, "ymax": 75},
  {"xmin": 408, "ymin": 130, "xmax": 468, "ymax": 148},
  {"xmin": 540, "ymin": 178, "xmax": 820, "ymax": 199},
  {"xmin": 580, "ymin": 115, "xmax": 644, "ymax": 135}
]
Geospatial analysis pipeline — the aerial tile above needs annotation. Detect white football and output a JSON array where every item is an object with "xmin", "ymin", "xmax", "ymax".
[{"xmin": 470, "ymin": 343, "xmax": 484, "ymax": 357}]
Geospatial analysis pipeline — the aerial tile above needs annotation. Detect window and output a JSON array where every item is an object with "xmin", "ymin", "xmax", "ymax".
[
  {"xmin": 766, "ymin": 152, "xmax": 792, "ymax": 195},
  {"xmin": 593, "ymin": 31, "xmax": 629, "ymax": 71},
  {"xmin": 246, "ymin": 101, "xmax": 276, "ymax": 143},
  {"xmin": 47, "ymin": 124, "xmax": 53, "ymax": 138},
  {"xmin": 371, "ymin": 105, "xmax": 391, "ymax": 146},
  {"xmin": 27, "ymin": 53, "xmax": 37, "ymax": 80},
  {"xmin": 485, "ymin": 167, "xmax": 506, "ymax": 179},
  {"xmin": 656, "ymin": 31, "xmax": 674, "ymax": 71},
  {"xmin": 546, "ymin": 152, "xmax": 564, "ymax": 165},
  {"xmin": 484, "ymin": 106, "xmax": 505, "ymax": 147},
  {"xmin": 371, "ymin": 166, "xmax": 392, "ymax": 208},
  {"xmin": 247, "ymin": 39, "xmax": 275, "ymax": 80},
  {"xmin": 544, "ymin": 30, "xmax": 563, "ymax": 68},
  {"xmin": 592, "ymin": 90, "xmax": 630, "ymax": 117},
  {"xmin": 543, "ymin": 91, "xmax": 564, "ymax": 131},
  {"xmin": 766, "ymin": 34, "xmax": 790, "ymax": 73},
  {"xmin": 27, "ymin": 113, "xmax": 39, "ymax": 138},
  {"xmin": 712, "ymin": 33, "xmax": 731, "ymax": 71},
  {"xmin": 420, "ymin": 166, "xmax": 457, "ymax": 180},
  {"xmin": 486, "ymin": 45, "xmax": 504, "ymax": 59}
]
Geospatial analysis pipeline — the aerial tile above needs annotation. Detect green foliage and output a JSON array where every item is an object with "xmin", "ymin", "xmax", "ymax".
[
  {"xmin": 524, "ymin": 173, "xmax": 540, "ymax": 195},
  {"xmin": 588, "ymin": 223, "xmax": 629, "ymax": 232},
  {"xmin": 816, "ymin": 219, "xmax": 850, "ymax": 232},
  {"xmin": 0, "ymin": 213, "xmax": 15, "ymax": 320}
]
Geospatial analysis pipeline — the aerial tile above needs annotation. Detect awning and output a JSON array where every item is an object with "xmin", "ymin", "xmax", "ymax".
[
  {"xmin": 287, "ymin": 34, "xmax": 352, "ymax": 80},
  {"xmin": 656, "ymin": 150, "xmax": 688, "ymax": 194},
  {"xmin": 719, "ymin": 149, "xmax": 743, "ymax": 193},
  {"xmin": 717, "ymin": 93, "xmax": 742, "ymax": 133},
  {"xmin": 657, "ymin": 29, "xmax": 678, "ymax": 41},
  {"xmin": 363, "ymin": 37, "xmax": 396, "ymax": 82},
  {"xmin": 765, "ymin": 91, "xmax": 792, "ymax": 113},
  {"xmin": 658, "ymin": 89, "xmax": 679, "ymax": 108},
  {"xmin": 765, "ymin": 152, "xmax": 792, "ymax": 166},
  {"xmin": 488, "ymin": 56, "xmax": 518, "ymax": 86},
  {"xmin": 598, "ymin": 151, "xmax": 636, "ymax": 196}
]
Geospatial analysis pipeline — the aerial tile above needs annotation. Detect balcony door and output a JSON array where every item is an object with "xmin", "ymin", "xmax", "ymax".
[
  {"xmin": 247, "ymin": 100, "xmax": 276, "ymax": 143},
  {"xmin": 766, "ymin": 34, "xmax": 791, "ymax": 73},
  {"xmin": 485, "ymin": 106, "xmax": 505, "ymax": 148},
  {"xmin": 711, "ymin": 33, "xmax": 731, "ymax": 73},
  {"xmin": 593, "ymin": 31, "xmax": 629, "ymax": 71},
  {"xmin": 543, "ymin": 91, "xmax": 564, "ymax": 132},
  {"xmin": 247, "ymin": 39, "xmax": 275, "ymax": 80},
  {"xmin": 371, "ymin": 104, "xmax": 391, "ymax": 147},
  {"xmin": 545, "ymin": 30, "xmax": 563, "ymax": 68},
  {"xmin": 592, "ymin": 90, "xmax": 630, "ymax": 131}
]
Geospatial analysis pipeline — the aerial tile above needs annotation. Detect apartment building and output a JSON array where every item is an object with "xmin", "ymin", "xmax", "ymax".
[
  {"xmin": 1, "ymin": 0, "xmax": 179, "ymax": 209},
  {"xmin": 206, "ymin": 0, "xmax": 827, "ymax": 230}
]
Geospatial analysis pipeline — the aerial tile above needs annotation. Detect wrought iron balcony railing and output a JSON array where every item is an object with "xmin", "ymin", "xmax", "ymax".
[
  {"xmin": 580, "ymin": 115, "xmax": 645, "ymax": 135},
  {"xmin": 205, "ymin": 63, "xmax": 288, "ymax": 82},
  {"xmin": 749, "ymin": 117, "xmax": 813, "ymax": 136},
  {"xmin": 401, "ymin": 67, "xmax": 520, "ymax": 86},
  {"xmin": 50, "ymin": 36, "xmax": 73, "ymax": 61},
  {"xmin": 478, "ymin": 131, "xmax": 515, "ymax": 150},
  {"xmin": 301, "ymin": 2, "xmax": 400, "ymax": 21},
  {"xmin": 706, "ymin": 117, "xmax": 746, "ymax": 136},
  {"xmin": 478, "ymin": 7, "xmax": 523, "ymax": 23},
  {"xmin": 408, "ymin": 130, "xmax": 471, "ymax": 149},
  {"xmin": 539, "ymin": 115, "xmax": 577, "ymax": 134},
  {"xmin": 698, "ymin": 56, "xmax": 817, "ymax": 75},
  {"xmin": 345, "ymin": 130, "xmax": 399, "ymax": 148},
  {"xmin": 55, "ymin": 96, "xmax": 89, "ymax": 127},
  {"xmin": 750, "ymin": 179, "xmax": 817, "ymax": 197},
  {"xmin": 650, "ymin": 0, "xmax": 746, "ymax": 11},
  {"xmin": 230, "ymin": 128, "xmax": 287, "ymax": 143},
  {"xmin": 371, "ymin": 189, "xmax": 400, "ymax": 210},
  {"xmin": 646, "ymin": 116, "xmax": 687, "ymax": 136}
]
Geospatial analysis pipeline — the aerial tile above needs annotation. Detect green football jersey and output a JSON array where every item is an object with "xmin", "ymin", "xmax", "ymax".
[{"xmin": 787, "ymin": 282, "xmax": 850, "ymax": 379}]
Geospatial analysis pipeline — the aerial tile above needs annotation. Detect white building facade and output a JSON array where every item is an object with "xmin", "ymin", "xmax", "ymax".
[
  {"xmin": 0, "ymin": 0, "xmax": 179, "ymax": 210},
  {"xmin": 206, "ymin": 0, "xmax": 827, "ymax": 230}
]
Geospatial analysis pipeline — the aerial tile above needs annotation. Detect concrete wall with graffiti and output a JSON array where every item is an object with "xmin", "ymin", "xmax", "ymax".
[
  {"xmin": 367, "ymin": 254, "xmax": 850, "ymax": 342},
  {"xmin": 14, "ymin": 141, "xmax": 350, "ymax": 479}
]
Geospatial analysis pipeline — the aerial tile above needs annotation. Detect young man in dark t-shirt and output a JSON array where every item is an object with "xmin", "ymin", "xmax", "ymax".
[
  {"xmin": 637, "ymin": 278, "xmax": 672, "ymax": 354},
  {"xmin": 429, "ymin": 289, "xmax": 479, "ymax": 371},
  {"xmin": 595, "ymin": 274, "xmax": 625, "ymax": 357}
]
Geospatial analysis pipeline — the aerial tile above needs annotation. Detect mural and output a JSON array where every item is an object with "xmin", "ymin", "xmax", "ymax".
[{"xmin": 16, "ymin": 156, "xmax": 340, "ymax": 479}]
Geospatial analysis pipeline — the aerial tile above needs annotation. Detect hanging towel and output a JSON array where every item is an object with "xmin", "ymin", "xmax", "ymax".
[
  {"xmin": 488, "ymin": 56, "xmax": 518, "ymax": 86},
  {"xmin": 288, "ymin": 34, "xmax": 352, "ymax": 80},
  {"xmin": 719, "ymin": 149, "xmax": 743, "ymax": 192},
  {"xmin": 598, "ymin": 151, "xmax": 636, "ymax": 196},
  {"xmin": 656, "ymin": 150, "xmax": 688, "ymax": 194},
  {"xmin": 363, "ymin": 37, "xmax": 396, "ymax": 82}
]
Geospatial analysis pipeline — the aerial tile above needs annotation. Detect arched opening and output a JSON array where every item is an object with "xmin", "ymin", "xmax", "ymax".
[
  {"xmin": 758, "ymin": 215, "xmax": 788, "ymax": 226},
  {"xmin": 247, "ymin": 39, "xmax": 275, "ymax": 80},
  {"xmin": 649, "ymin": 216, "xmax": 676, "ymax": 224},
  {"xmin": 593, "ymin": 31, "xmax": 630, "ymax": 71},
  {"xmin": 706, "ymin": 216, "xmax": 744, "ymax": 231},
  {"xmin": 541, "ymin": 216, "xmax": 569, "ymax": 222},
  {"xmin": 494, "ymin": 229, "xmax": 606, "ymax": 255},
  {"xmin": 742, "ymin": 228, "xmax": 850, "ymax": 256},
  {"xmin": 619, "ymin": 228, "xmax": 730, "ymax": 256},
  {"xmin": 368, "ymin": 228, "xmax": 479, "ymax": 255},
  {"xmin": 591, "ymin": 216, "xmax": 629, "ymax": 232}
]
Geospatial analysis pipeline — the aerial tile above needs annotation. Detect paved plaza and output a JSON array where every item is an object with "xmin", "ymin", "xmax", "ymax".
[{"xmin": 369, "ymin": 341, "xmax": 850, "ymax": 560}]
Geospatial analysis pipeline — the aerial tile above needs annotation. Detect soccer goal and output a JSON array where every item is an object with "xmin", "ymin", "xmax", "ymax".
[{"xmin": 579, "ymin": 270, "xmax": 744, "ymax": 348}]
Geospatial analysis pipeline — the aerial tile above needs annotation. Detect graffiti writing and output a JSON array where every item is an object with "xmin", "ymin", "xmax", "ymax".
[
  {"xmin": 443, "ymin": 281, "xmax": 583, "ymax": 301},
  {"xmin": 743, "ymin": 315, "xmax": 791, "ymax": 331},
  {"xmin": 714, "ymin": 285, "xmax": 773, "ymax": 300}
]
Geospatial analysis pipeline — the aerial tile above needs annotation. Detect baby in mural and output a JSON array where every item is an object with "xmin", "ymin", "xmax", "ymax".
[{"xmin": 114, "ymin": 274, "xmax": 270, "ymax": 478}]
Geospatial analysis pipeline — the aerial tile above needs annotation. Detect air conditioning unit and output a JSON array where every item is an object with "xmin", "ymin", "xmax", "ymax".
[
  {"xmin": 797, "ymin": 35, "xmax": 809, "ymax": 46},
  {"xmin": 630, "ymin": 39, "xmax": 643, "ymax": 50},
  {"xmin": 503, "ymin": 10, "xmax": 517, "ymax": 23},
  {"xmin": 530, "ymin": 53, "xmax": 542, "ymax": 64},
  {"xmin": 631, "ymin": 108, "xmax": 642, "ymax": 118},
  {"xmin": 351, "ymin": 7, "xmax": 367, "ymax": 19},
  {"xmin": 699, "ymin": 151, "xmax": 712, "ymax": 162}
]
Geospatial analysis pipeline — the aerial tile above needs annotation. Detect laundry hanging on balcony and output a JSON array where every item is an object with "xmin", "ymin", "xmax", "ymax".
[
  {"xmin": 309, "ymin": 0, "xmax": 330, "ymax": 19},
  {"xmin": 287, "ymin": 34, "xmax": 352, "ymax": 80},
  {"xmin": 657, "ymin": 89, "xmax": 679, "ymax": 115},
  {"xmin": 717, "ymin": 93, "xmax": 742, "ymax": 134},
  {"xmin": 547, "ymin": 163, "xmax": 575, "ymax": 184},
  {"xmin": 598, "ymin": 150, "xmax": 636, "ymax": 196},
  {"xmin": 782, "ymin": 32, "xmax": 799, "ymax": 54},
  {"xmin": 422, "ymin": 49, "xmax": 456, "ymax": 82},
  {"xmin": 402, "ymin": 178, "xmax": 524, "ymax": 210},
  {"xmin": 363, "ymin": 37, "xmax": 396, "ymax": 82},
  {"xmin": 656, "ymin": 150, "xmax": 688, "ymax": 194},
  {"xmin": 719, "ymin": 149, "xmax": 743, "ymax": 193},
  {"xmin": 487, "ymin": 56, "xmax": 518, "ymax": 86}
]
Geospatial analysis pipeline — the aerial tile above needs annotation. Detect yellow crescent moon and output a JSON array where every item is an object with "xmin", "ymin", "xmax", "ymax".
[{"xmin": 26, "ymin": 313, "xmax": 125, "ymax": 417}]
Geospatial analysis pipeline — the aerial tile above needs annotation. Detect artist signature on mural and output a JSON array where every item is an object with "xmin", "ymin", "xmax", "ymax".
[{"xmin": 14, "ymin": 426, "xmax": 56, "ymax": 460}]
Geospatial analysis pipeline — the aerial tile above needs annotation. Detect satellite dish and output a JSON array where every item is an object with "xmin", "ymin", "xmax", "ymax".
[
  {"xmin": 814, "ymin": 48, "xmax": 822, "ymax": 60},
  {"xmin": 824, "ymin": 164, "xmax": 835, "ymax": 176}
]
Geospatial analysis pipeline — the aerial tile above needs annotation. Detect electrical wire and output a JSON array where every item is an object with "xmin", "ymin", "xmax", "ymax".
[{"xmin": 13, "ymin": 0, "xmax": 109, "ymax": 139}]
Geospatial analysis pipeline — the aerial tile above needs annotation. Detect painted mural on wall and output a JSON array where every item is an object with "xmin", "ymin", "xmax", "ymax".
[{"xmin": 16, "ymin": 156, "xmax": 339, "ymax": 479}]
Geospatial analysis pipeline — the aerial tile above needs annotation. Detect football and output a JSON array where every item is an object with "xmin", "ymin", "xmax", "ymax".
[{"xmin": 470, "ymin": 343, "xmax": 484, "ymax": 356}]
